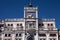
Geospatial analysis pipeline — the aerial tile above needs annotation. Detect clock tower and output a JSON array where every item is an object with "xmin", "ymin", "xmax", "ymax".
[
  {"xmin": 24, "ymin": 1, "xmax": 38, "ymax": 18},
  {"xmin": 24, "ymin": 0, "xmax": 38, "ymax": 40}
]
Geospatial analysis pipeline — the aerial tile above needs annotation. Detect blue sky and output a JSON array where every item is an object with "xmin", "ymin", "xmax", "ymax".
[{"xmin": 0, "ymin": 0, "xmax": 60, "ymax": 28}]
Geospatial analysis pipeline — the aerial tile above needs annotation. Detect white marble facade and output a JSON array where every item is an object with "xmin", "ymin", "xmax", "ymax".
[{"xmin": 0, "ymin": 2, "xmax": 59, "ymax": 40}]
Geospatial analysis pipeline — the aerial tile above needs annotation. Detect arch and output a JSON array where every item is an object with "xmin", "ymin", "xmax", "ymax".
[{"xmin": 27, "ymin": 35, "xmax": 33, "ymax": 40}]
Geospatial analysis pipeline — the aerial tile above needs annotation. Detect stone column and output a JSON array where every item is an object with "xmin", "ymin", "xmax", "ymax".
[
  {"xmin": 12, "ymin": 33, "xmax": 15, "ymax": 40},
  {"xmin": 22, "ymin": 32, "xmax": 25, "ymax": 40},
  {"xmin": 1, "ymin": 33, "xmax": 4, "ymax": 40}
]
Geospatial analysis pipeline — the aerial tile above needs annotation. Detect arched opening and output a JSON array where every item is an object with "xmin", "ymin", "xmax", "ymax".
[{"xmin": 27, "ymin": 36, "xmax": 33, "ymax": 40}]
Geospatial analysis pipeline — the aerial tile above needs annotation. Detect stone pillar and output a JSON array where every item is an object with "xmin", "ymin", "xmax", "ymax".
[
  {"xmin": 34, "ymin": 31, "xmax": 38, "ymax": 40},
  {"xmin": 46, "ymin": 33, "xmax": 49, "ymax": 40},
  {"xmin": 1, "ymin": 33, "xmax": 4, "ymax": 40},
  {"xmin": 12, "ymin": 33, "xmax": 15, "ymax": 40},
  {"xmin": 56, "ymin": 33, "xmax": 58, "ymax": 40},
  {"xmin": 22, "ymin": 33, "xmax": 25, "ymax": 40}
]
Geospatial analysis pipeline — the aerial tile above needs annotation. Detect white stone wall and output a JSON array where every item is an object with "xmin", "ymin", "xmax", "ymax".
[
  {"xmin": 42, "ymin": 21, "xmax": 56, "ymax": 29},
  {"xmin": 5, "ymin": 21, "xmax": 25, "ymax": 30},
  {"xmin": 34, "ymin": 32, "xmax": 38, "ymax": 40}
]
